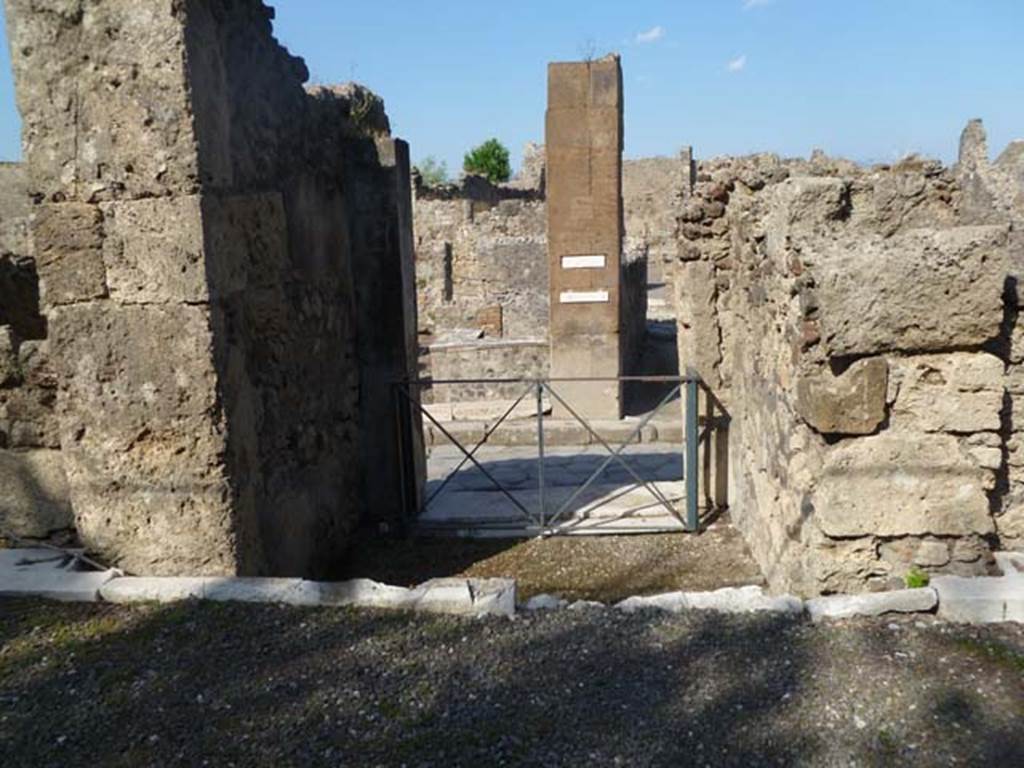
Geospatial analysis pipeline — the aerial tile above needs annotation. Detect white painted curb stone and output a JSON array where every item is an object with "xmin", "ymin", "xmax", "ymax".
[
  {"xmin": 933, "ymin": 574, "xmax": 1024, "ymax": 624},
  {"xmin": 0, "ymin": 548, "xmax": 117, "ymax": 602},
  {"xmin": 523, "ymin": 594, "xmax": 569, "ymax": 611},
  {"xmin": 99, "ymin": 574, "xmax": 517, "ymax": 618},
  {"xmin": 806, "ymin": 588, "xmax": 937, "ymax": 622},
  {"xmin": 616, "ymin": 585, "xmax": 803, "ymax": 615},
  {"xmin": 99, "ymin": 577, "xmax": 321, "ymax": 606}
]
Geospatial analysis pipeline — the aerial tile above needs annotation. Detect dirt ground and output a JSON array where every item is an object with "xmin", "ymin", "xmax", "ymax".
[
  {"xmin": 343, "ymin": 513, "xmax": 764, "ymax": 602},
  {"xmin": 1, "ymin": 599, "xmax": 1022, "ymax": 767}
]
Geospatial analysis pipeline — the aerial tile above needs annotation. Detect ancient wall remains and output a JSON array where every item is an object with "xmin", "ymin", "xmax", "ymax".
[
  {"xmin": 623, "ymin": 150, "xmax": 694, "ymax": 292},
  {"xmin": 414, "ymin": 175, "xmax": 547, "ymax": 343},
  {"xmin": 673, "ymin": 126, "xmax": 1023, "ymax": 596},
  {"xmin": 4, "ymin": 0, "xmax": 420, "ymax": 575},
  {"xmin": 0, "ymin": 162, "xmax": 72, "ymax": 541}
]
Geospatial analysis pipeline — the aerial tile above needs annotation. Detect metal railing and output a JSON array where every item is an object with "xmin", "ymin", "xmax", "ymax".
[{"xmin": 393, "ymin": 373, "xmax": 729, "ymax": 535}]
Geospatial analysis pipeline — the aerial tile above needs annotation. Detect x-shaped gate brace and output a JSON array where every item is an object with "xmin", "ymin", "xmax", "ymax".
[{"xmin": 394, "ymin": 374, "xmax": 719, "ymax": 534}]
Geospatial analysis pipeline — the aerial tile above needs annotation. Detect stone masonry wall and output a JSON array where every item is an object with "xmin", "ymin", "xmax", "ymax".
[
  {"xmin": 0, "ymin": 162, "xmax": 72, "ymax": 541},
  {"xmin": 673, "ymin": 130, "xmax": 1021, "ymax": 597},
  {"xmin": 414, "ymin": 174, "xmax": 548, "ymax": 343},
  {"xmin": 5, "ymin": 0, "xmax": 420, "ymax": 575}
]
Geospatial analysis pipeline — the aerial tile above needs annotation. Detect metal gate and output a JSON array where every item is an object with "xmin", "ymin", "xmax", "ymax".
[{"xmin": 393, "ymin": 374, "xmax": 728, "ymax": 536}]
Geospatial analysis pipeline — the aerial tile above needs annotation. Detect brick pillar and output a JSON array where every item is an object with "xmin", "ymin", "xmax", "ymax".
[{"xmin": 545, "ymin": 55, "xmax": 625, "ymax": 419}]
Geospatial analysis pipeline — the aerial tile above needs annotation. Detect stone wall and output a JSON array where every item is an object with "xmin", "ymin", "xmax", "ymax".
[
  {"xmin": 4, "ymin": 0, "xmax": 420, "ymax": 575},
  {"xmin": 623, "ymin": 150, "xmax": 694, "ymax": 289},
  {"xmin": 414, "ymin": 175, "xmax": 548, "ymax": 342},
  {"xmin": 0, "ymin": 162, "xmax": 72, "ymax": 541},
  {"xmin": 425, "ymin": 340, "xmax": 549, "ymax": 403},
  {"xmin": 672, "ymin": 129, "xmax": 1022, "ymax": 596}
]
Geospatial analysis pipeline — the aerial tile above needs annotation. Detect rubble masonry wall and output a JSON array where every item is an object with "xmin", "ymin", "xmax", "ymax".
[{"xmin": 674, "ymin": 129, "xmax": 1024, "ymax": 596}]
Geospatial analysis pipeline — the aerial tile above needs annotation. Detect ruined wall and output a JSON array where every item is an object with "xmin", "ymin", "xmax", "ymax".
[
  {"xmin": 5, "ymin": 0, "xmax": 419, "ymax": 574},
  {"xmin": 673, "ymin": 134, "xmax": 1020, "ymax": 596},
  {"xmin": 0, "ymin": 163, "xmax": 72, "ymax": 540},
  {"xmin": 413, "ymin": 175, "xmax": 548, "ymax": 405},
  {"xmin": 623, "ymin": 150, "xmax": 693, "ymax": 290},
  {"xmin": 414, "ymin": 175, "xmax": 548, "ymax": 342},
  {"xmin": 956, "ymin": 120, "xmax": 1024, "ymax": 550}
]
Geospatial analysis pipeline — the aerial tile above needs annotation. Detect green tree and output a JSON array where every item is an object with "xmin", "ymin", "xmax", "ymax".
[
  {"xmin": 415, "ymin": 156, "xmax": 449, "ymax": 186},
  {"xmin": 463, "ymin": 138, "xmax": 511, "ymax": 184}
]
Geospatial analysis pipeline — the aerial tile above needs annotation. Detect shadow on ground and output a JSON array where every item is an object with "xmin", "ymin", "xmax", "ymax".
[{"xmin": 1, "ymin": 599, "xmax": 1022, "ymax": 767}]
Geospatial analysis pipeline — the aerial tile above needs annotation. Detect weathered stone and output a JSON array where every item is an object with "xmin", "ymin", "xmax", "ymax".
[
  {"xmin": 914, "ymin": 541, "xmax": 952, "ymax": 568},
  {"xmin": 523, "ymin": 593, "xmax": 569, "ymax": 610},
  {"xmin": 675, "ymin": 260, "xmax": 721, "ymax": 389},
  {"xmin": 814, "ymin": 431, "xmax": 995, "ymax": 537},
  {"xmin": 806, "ymin": 588, "xmax": 937, "ymax": 622},
  {"xmin": 888, "ymin": 353, "xmax": 1004, "ymax": 433},
  {"xmin": 796, "ymin": 357, "xmax": 887, "ymax": 435},
  {"xmin": 0, "ymin": 449, "xmax": 73, "ymax": 538},
  {"xmin": 770, "ymin": 177, "xmax": 849, "ymax": 229},
  {"xmin": 616, "ymin": 586, "xmax": 803, "ymax": 615},
  {"xmin": 0, "ymin": 326, "xmax": 18, "ymax": 386},
  {"xmin": 815, "ymin": 226, "xmax": 1008, "ymax": 356},
  {"xmin": 33, "ymin": 203, "xmax": 107, "ymax": 306},
  {"xmin": 100, "ymin": 196, "xmax": 210, "ymax": 304}
]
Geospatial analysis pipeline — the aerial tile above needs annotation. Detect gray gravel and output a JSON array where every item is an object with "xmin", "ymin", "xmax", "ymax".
[{"xmin": 1, "ymin": 598, "xmax": 1022, "ymax": 767}]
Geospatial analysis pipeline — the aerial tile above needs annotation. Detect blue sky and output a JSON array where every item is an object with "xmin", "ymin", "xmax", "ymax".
[{"xmin": 2, "ymin": 1, "xmax": 1023, "ymax": 174}]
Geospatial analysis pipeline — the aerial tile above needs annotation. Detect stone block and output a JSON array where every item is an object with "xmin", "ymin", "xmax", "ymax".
[
  {"xmin": 770, "ymin": 177, "xmax": 850, "ymax": 229},
  {"xmin": 0, "ymin": 449, "xmax": 73, "ymax": 538},
  {"xmin": 796, "ymin": 357, "xmax": 888, "ymax": 435},
  {"xmin": 888, "ymin": 353, "xmax": 1004, "ymax": 433},
  {"xmin": 6, "ymin": 0, "xmax": 203, "ymax": 200},
  {"xmin": 100, "ymin": 196, "xmax": 209, "ymax": 303},
  {"xmin": 806, "ymin": 588, "xmax": 937, "ymax": 622},
  {"xmin": 47, "ymin": 302, "xmax": 239, "ymax": 576},
  {"xmin": 814, "ymin": 431, "xmax": 995, "ymax": 537},
  {"xmin": 33, "ymin": 203, "xmax": 107, "ymax": 306},
  {"xmin": 815, "ymin": 226, "xmax": 1008, "ymax": 356}
]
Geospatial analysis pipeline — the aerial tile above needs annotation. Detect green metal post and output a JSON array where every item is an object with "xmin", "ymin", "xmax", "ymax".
[{"xmin": 685, "ymin": 372, "xmax": 700, "ymax": 532}]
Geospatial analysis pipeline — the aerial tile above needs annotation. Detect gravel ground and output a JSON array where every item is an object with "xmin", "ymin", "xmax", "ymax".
[
  {"xmin": 344, "ymin": 515, "xmax": 763, "ymax": 602},
  {"xmin": 1, "ymin": 599, "xmax": 1022, "ymax": 767}
]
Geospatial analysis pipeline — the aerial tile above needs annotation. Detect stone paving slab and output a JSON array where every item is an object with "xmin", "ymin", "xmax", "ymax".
[{"xmin": 418, "ymin": 481, "xmax": 689, "ymax": 536}]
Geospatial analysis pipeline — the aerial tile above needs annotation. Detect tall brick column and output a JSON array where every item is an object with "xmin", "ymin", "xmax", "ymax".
[{"xmin": 545, "ymin": 55, "xmax": 625, "ymax": 419}]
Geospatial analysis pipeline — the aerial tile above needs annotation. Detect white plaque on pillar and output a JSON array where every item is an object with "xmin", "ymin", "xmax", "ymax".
[
  {"xmin": 561, "ymin": 254, "xmax": 606, "ymax": 270},
  {"xmin": 559, "ymin": 290, "xmax": 609, "ymax": 304}
]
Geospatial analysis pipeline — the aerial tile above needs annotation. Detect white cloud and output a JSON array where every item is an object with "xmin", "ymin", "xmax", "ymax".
[
  {"xmin": 743, "ymin": 0, "xmax": 773, "ymax": 9},
  {"xmin": 727, "ymin": 54, "xmax": 747, "ymax": 72},
  {"xmin": 635, "ymin": 26, "xmax": 665, "ymax": 44}
]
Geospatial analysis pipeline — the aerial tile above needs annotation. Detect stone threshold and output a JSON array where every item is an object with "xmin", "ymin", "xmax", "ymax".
[
  {"xmin": 2, "ymin": 548, "xmax": 1021, "ymax": 624},
  {"xmin": 426, "ymin": 418, "xmax": 683, "ymax": 447}
]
